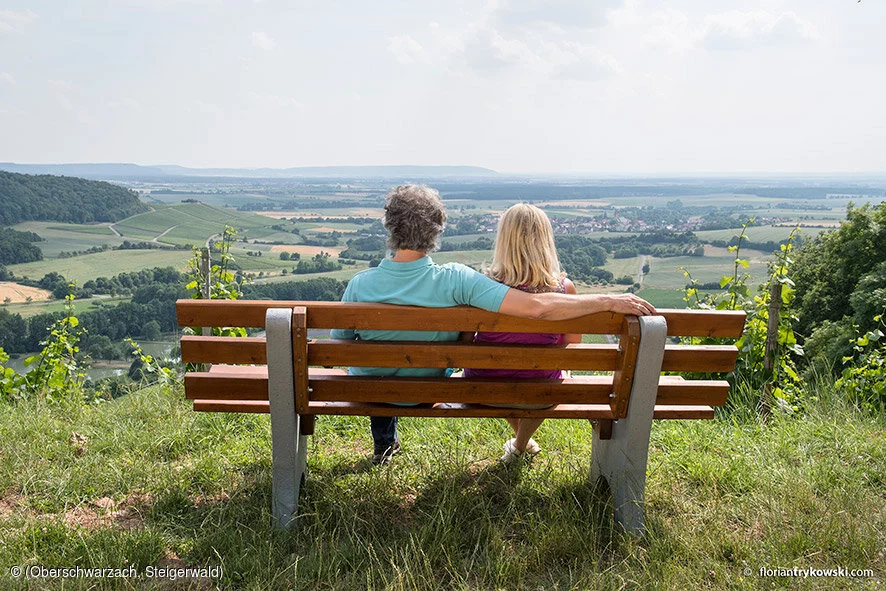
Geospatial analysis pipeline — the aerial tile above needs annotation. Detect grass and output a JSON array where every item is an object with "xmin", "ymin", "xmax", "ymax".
[
  {"xmin": 0, "ymin": 383, "xmax": 883, "ymax": 590},
  {"xmin": 3, "ymin": 296, "xmax": 131, "ymax": 318},
  {"xmin": 6, "ymin": 250, "xmax": 192, "ymax": 283}
]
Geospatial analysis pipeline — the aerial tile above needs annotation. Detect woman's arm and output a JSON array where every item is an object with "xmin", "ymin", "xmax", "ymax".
[{"xmin": 562, "ymin": 279, "xmax": 583, "ymax": 344}]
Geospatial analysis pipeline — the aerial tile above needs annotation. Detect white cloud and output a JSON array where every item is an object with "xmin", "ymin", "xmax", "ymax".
[
  {"xmin": 0, "ymin": 9, "xmax": 38, "ymax": 32},
  {"xmin": 700, "ymin": 10, "xmax": 821, "ymax": 49},
  {"xmin": 491, "ymin": 0, "xmax": 622, "ymax": 29},
  {"xmin": 191, "ymin": 100, "xmax": 224, "ymax": 117},
  {"xmin": 459, "ymin": 25, "xmax": 619, "ymax": 80},
  {"xmin": 251, "ymin": 31, "xmax": 277, "ymax": 51},
  {"xmin": 0, "ymin": 72, "xmax": 16, "ymax": 85},
  {"xmin": 108, "ymin": 97, "xmax": 144, "ymax": 112},
  {"xmin": 246, "ymin": 91, "xmax": 304, "ymax": 109},
  {"xmin": 387, "ymin": 35, "xmax": 426, "ymax": 64}
]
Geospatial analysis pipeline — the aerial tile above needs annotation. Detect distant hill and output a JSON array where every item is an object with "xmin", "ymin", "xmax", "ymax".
[
  {"xmin": 0, "ymin": 162, "xmax": 499, "ymax": 180},
  {"xmin": 0, "ymin": 171, "xmax": 149, "ymax": 225}
]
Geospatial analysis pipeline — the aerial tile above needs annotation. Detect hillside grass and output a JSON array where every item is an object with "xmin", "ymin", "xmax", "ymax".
[{"xmin": 0, "ymin": 383, "xmax": 882, "ymax": 590}]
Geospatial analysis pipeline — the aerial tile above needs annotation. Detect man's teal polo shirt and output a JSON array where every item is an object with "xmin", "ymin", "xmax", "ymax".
[{"xmin": 329, "ymin": 256, "xmax": 510, "ymax": 377}]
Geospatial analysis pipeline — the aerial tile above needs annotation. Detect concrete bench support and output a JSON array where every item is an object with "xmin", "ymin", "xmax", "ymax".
[
  {"xmin": 590, "ymin": 315, "xmax": 667, "ymax": 534},
  {"xmin": 266, "ymin": 308, "xmax": 307, "ymax": 529}
]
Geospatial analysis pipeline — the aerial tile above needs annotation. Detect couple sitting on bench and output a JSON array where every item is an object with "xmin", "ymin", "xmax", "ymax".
[{"xmin": 330, "ymin": 184, "xmax": 655, "ymax": 466}]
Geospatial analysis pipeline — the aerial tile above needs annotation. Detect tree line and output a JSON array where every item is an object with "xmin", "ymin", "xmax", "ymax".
[{"xmin": 0, "ymin": 171, "xmax": 148, "ymax": 225}]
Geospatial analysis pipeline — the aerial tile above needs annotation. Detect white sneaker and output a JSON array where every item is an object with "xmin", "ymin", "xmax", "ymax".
[
  {"xmin": 501, "ymin": 439, "xmax": 523, "ymax": 465},
  {"xmin": 525, "ymin": 438, "xmax": 541, "ymax": 455}
]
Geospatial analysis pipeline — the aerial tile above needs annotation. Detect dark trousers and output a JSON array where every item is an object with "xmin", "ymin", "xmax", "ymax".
[{"xmin": 370, "ymin": 416, "xmax": 398, "ymax": 453}]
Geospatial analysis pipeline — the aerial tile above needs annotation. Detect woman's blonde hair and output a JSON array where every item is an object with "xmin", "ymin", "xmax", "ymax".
[{"xmin": 487, "ymin": 203, "xmax": 563, "ymax": 290}]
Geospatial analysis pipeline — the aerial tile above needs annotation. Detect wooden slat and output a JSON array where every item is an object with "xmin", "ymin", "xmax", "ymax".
[
  {"xmin": 293, "ymin": 307, "xmax": 309, "ymax": 414},
  {"xmin": 305, "ymin": 401, "xmax": 617, "ymax": 419},
  {"xmin": 661, "ymin": 345, "xmax": 738, "ymax": 372},
  {"xmin": 193, "ymin": 399, "xmax": 271, "ymax": 413},
  {"xmin": 185, "ymin": 370, "xmax": 728, "ymax": 407},
  {"xmin": 652, "ymin": 405, "xmax": 715, "ymax": 419},
  {"xmin": 309, "ymin": 341, "xmax": 619, "ymax": 370},
  {"xmin": 308, "ymin": 374, "xmax": 613, "ymax": 405},
  {"xmin": 656, "ymin": 378, "xmax": 729, "ymax": 406},
  {"xmin": 611, "ymin": 316, "xmax": 640, "ymax": 418},
  {"xmin": 192, "ymin": 400, "xmax": 717, "ymax": 420},
  {"xmin": 184, "ymin": 371, "xmax": 268, "ymax": 400},
  {"xmin": 177, "ymin": 300, "xmax": 745, "ymax": 338},
  {"xmin": 661, "ymin": 309, "xmax": 745, "ymax": 338},
  {"xmin": 181, "ymin": 337, "xmax": 738, "ymax": 374},
  {"xmin": 181, "ymin": 336, "xmax": 267, "ymax": 364}
]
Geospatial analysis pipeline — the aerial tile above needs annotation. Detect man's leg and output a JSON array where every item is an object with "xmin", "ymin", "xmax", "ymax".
[{"xmin": 370, "ymin": 416, "xmax": 400, "ymax": 464}]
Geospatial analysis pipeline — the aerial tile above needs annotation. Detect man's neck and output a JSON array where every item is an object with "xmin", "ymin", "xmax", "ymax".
[{"xmin": 391, "ymin": 249, "xmax": 427, "ymax": 263}]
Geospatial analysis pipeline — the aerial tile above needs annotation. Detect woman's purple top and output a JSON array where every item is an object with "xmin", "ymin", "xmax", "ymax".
[{"xmin": 464, "ymin": 279, "xmax": 567, "ymax": 380}]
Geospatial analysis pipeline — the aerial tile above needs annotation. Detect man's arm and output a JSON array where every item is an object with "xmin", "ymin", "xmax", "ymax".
[{"xmin": 497, "ymin": 288, "xmax": 655, "ymax": 321}]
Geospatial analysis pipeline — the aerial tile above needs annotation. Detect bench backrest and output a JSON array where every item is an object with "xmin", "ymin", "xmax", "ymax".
[{"xmin": 177, "ymin": 300, "xmax": 745, "ymax": 420}]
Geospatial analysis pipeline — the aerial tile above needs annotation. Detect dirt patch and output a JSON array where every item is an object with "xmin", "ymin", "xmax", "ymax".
[
  {"xmin": 63, "ymin": 493, "xmax": 151, "ymax": 531},
  {"xmin": 306, "ymin": 226, "xmax": 357, "ymax": 233},
  {"xmin": 775, "ymin": 221, "xmax": 841, "ymax": 228},
  {"xmin": 0, "ymin": 491, "xmax": 29, "ymax": 520},
  {"xmin": 0, "ymin": 282, "xmax": 52, "ymax": 304},
  {"xmin": 536, "ymin": 200, "xmax": 611, "ymax": 207},
  {"xmin": 269, "ymin": 244, "xmax": 346, "ymax": 256}
]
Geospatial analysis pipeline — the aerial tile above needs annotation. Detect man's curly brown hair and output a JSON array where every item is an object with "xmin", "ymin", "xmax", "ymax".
[{"xmin": 383, "ymin": 185, "xmax": 447, "ymax": 253}]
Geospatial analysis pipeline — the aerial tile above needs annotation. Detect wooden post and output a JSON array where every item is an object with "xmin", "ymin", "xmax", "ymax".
[{"xmin": 760, "ymin": 280, "xmax": 783, "ymax": 416}]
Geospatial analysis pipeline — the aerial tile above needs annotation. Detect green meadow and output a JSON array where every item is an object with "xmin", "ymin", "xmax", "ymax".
[{"xmin": 0, "ymin": 383, "xmax": 882, "ymax": 590}]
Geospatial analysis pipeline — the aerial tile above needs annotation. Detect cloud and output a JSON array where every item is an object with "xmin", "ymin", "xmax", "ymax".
[
  {"xmin": 387, "ymin": 35, "xmax": 426, "ymax": 64},
  {"xmin": 491, "ymin": 0, "xmax": 622, "ymax": 30},
  {"xmin": 108, "ymin": 97, "xmax": 144, "ymax": 112},
  {"xmin": 0, "ymin": 9, "xmax": 37, "ymax": 32},
  {"xmin": 246, "ymin": 91, "xmax": 304, "ymax": 110},
  {"xmin": 700, "ymin": 10, "xmax": 821, "ymax": 49},
  {"xmin": 191, "ymin": 100, "xmax": 224, "ymax": 117},
  {"xmin": 0, "ymin": 72, "xmax": 16, "ymax": 85},
  {"xmin": 459, "ymin": 25, "xmax": 620, "ymax": 80},
  {"xmin": 251, "ymin": 31, "xmax": 277, "ymax": 51}
]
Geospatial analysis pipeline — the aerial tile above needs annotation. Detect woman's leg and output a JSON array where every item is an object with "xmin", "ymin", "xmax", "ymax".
[
  {"xmin": 505, "ymin": 417, "xmax": 521, "ymax": 434},
  {"xmin": 513, "ymin": 418, "xmax": 544, "ymax": 452}
]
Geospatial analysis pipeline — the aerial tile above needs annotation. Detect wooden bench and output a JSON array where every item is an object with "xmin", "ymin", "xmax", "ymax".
[{"xmin": 177, "ymin": 299, "xmax": 745, "ymax": 534}]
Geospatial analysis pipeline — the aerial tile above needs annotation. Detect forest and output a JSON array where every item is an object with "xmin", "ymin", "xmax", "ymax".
[{"xmin": 0, "ymin": 171, "xmax": 148, "ymax": 225}]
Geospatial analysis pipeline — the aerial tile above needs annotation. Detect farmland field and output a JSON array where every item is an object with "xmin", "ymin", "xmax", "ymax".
[
  {"xmin": 11, "ymin": 221, "xmax": 126, "ymax": 257},
  {"xmin": 0, "ymin": 282, "xmax": 52, "ymax": 304},
  {"xmin": 3, "ymin": 295, "xmax": 131, "ymax": 318},
  {"xmin": 7, "ymin": 250, "xmax": 192, "ymax": 283}
]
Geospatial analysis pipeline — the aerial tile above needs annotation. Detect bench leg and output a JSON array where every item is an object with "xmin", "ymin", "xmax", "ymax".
[
  {"xmin": 266, "ymin": 308, "xmax": 307, "ymax": 530},
  {"xmin": 590, "ymin": 316, "xmax": 666, "ymax": 535}
]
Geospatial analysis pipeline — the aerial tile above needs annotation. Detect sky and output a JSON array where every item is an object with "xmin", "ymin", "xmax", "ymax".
[{"xmin": 0, "ymin": 0, "xmax": 884, "ymax": 174}]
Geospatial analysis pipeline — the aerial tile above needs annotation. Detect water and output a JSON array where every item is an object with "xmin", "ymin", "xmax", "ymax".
[{"xmin": 4, "ymin": 339, "xmax": 177, "ymax": 382}]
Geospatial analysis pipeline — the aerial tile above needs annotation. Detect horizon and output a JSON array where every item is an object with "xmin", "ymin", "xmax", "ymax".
[
  {"xmin": 1, "ymin": 1, "xmax": 884, "ymax": 174},
  {"xmin": 2, "ymin": 161, "xmax": 886, "ymax": 182}
]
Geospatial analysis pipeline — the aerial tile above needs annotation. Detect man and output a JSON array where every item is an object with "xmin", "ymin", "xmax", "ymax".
[{"xmin": 330, "ymin": 184, "xmax": 655, "ymax": 465}]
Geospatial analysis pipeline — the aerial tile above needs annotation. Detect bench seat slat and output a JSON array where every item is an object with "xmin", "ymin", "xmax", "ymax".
[
  {"xmin": 191, "ymin": 399, "xmax": 716, "ymax": 420},
  {"xmin": 184, "ymin": 370, "xmax": 729, "ymax": 407},
  {"xmin": 176, "ymin": 300, "xmax": 746, "ymax": 338},
  {"xmin": 309, "ymin": 375, "xmax": 613, "ymax": 405}
]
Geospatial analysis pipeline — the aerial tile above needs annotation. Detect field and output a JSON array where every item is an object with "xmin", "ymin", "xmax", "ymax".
[
  {"xmin": 7, "ymin": 250, "xmax": 193, "ymax": 283},
  {"xmin": 11, "ymin": 222, "xmax": 126, "ymax": 257},
  {"xmin": 0, "ymin": 282, "xmax": 51, "ymax": 304},
  {"xmin": 113, "ymin": 203, "xmax": 276, "ymax": 246},
  {"xmin": 2, "ymin": 295, "xmax": 131, "ymax": 318}
]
